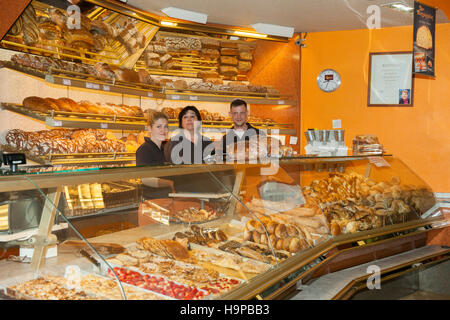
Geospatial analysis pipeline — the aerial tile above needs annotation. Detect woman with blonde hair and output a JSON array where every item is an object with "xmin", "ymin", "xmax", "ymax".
[{"xmin": 136, "ymin": 111, "xmax": 174, "ymax": 199}]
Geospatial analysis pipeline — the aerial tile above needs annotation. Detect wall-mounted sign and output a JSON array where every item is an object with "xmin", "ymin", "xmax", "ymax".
[
  {"xmin": 413, "ymin": 1, "xmax": 436, "ymax": 77},
  {"xmin": 368, "ymin": 52, "xmax": 414, "ymax": 107}
]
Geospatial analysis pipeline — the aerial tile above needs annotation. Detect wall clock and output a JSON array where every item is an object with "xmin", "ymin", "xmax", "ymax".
[{"xmin": 317, "ymin": 69, "xmax": 341, "ymax": 92}]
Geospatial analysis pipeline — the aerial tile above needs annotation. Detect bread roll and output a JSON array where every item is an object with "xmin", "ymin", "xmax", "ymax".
[
  {"xmin": 289, "ymin": 238, "xmax": 302, "ymax": 253},
  {"xmin": 260, "ymin": 233, "xmax": 268, "ymax": 245},
  {"xmin": 266, "ymin": 221, "xmax": 278, "ymax": 234},
  {"xmin": 243, "ymin": 229, "xmax": 253, "ymax": 241},
  {"xmin": 246, "ymin": 220, "xmax": 257, "ymax": 232},
  {"xmin": 268, "ymin": 235, "xmax": 277, "ymax": 248},
  {"xmin": 283, "ymin": 238, "xmax": 292, "ymax": 251},
  {"xmin": 252, "ymin": 231, "xmax": 261, "ymax": 244},
  {"xmin": 331, "ymin": 222, "xmax": 341, "ymax": 236},
  {"xmin": 275, "ymin": 239, "xmax": 284, "ymax": 250},
  {"xmin": 275, "ymin": 224, "xmax": 288, "ymax": 239},
  {"xmin": 255, "ymin": 221, "xmax": 265, "ymax": 234},
  {"xmin": 286, "ymin": 225, "xmax": 299, "ymax": 237}
]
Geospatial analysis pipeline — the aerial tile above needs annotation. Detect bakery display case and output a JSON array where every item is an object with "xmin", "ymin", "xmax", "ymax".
[{"xmin": 0, "ymin": 155, "xmax": 447, "ymax": 300}]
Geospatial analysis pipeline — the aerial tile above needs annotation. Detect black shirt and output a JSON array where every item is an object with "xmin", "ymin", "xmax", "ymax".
[
  {"xmin": 165, "ymin": 131, "xmax": 214, "ymax": 165},
  {"xmin": 220, "ymin": 122, "xmax": 263, "ymax": 156},
  {"xmin": 136, "ymin": 137, "xmax": 166, "ymax": 166},
  {"xmin": 135, "ymin": 137, "xmax": 170, "ymax": 199}
]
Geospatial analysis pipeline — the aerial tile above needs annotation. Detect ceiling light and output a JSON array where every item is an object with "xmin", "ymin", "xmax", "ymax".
[
  {"xmin": 234, "ymin": 31, "xmax": 267, "ymax": 38},
  {"xmin": 161, "ymin": 21, "xmax": 177, "ymax": 27},
  {"xmin": 161, "ymin": 7, "xmax": 208, "ymax": 24},
  {"xmin": 381, "ymin": 2, "xmax": 414, "ymax": 13},
  {"xmin": 251, "ymin": 23, "xmax": 294, "ymax": 38}
]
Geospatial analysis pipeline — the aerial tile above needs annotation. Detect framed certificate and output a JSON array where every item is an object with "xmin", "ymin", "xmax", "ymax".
[{"xmin": 368, "ymin": 52, "xmax": 414, "ymax": 106}]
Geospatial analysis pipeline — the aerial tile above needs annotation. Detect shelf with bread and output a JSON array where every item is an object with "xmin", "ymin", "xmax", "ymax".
[
  {"xmin": 2, "ymin": 1, "xmax": 159, "ymax": 67},
  {"xmin": 0, "ymin": 128, "xmax": 136, "ymax": 165},
  {"xmin": 1, "ymin": 53, "xmax": 294, "ymax": 106},
  {"xmin": 0, "ymin": 94, "xmax": 295, "ymax": 136},
  {"xmin": 137, "ymin": 31, "xmax": 257, "ymax": 82}
]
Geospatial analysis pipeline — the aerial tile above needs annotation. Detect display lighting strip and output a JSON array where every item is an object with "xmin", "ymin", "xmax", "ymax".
[{"xmin": 234, "ymin": 31, "xmax": 268, "ymax": 38}]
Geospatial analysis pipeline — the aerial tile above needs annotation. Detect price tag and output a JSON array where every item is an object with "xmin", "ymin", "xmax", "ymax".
[
  {"xmin": 63, "ymin": 79, "xmax": 71, "ymax": 86},
  {"xmin": 53, "ymin": 120, "xmax": 62, "ymax": 127},
  {"xmin": 86, "ymin": 82, "xmax": 100, "ymax": 90},
  {"xmin": 368, "ymin": 156, "xmax": 390, "ymax": 167},
  {"xmin": 171, "ymin": 95, "xmax": 180, "ymax": 100},
  {"xmin": 147, "ymin": 92, "xmax": 153, "ymax": 98},
  {"xmin": 100, "ymin": 123, "xmax": 108, "ymax": 129},
  {"xmin": 289, "ymin": 136, "xmax": 298, "ymax": 145},
  {"xmin": 103, "ymin": 85, "xmax": 110, "ymax": 91},
  {"xmin": 189, "ymin": 96, "xmax": 198, "ymax": 101},
  {"xmin": 278, "ymin": 100, "xmax": 285, "ymax": 105}
]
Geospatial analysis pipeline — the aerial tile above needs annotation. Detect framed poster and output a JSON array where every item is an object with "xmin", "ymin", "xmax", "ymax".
[{"xmin": 368, "ymin": 52, "xmax": 414, "ymax": 107}]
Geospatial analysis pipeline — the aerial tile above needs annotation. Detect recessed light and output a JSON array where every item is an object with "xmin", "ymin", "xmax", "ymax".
[
  {"xmin": 161, "ymin": 7, "xmax": 208, "ymax": 24},
  {"xmin": 251, "ymin": 23, "xmax": 294, "ymax": 38}
]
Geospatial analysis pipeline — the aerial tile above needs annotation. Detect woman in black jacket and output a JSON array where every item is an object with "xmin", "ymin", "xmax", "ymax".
[
  {"xmin": 136, "ymin": 111, "xmax": 174, "ymax": 199},
  {"xmin": 164, "ymin": 106, "xmax": 215, "ymax": 164}
]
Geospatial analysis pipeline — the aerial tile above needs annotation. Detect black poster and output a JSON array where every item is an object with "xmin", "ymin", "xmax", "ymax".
[{"xmin": 413, "ymin": 1, "xmax": 436, "ymax": 76}]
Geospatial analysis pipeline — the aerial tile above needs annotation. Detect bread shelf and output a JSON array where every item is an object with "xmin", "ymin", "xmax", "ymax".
[
  {"xmin": 0, "ymin": 60, "xmax": 295, "ymax": 105},
  {"xmin": 1, "ymin": 103, "xmax": 296, "ymax": 135}
]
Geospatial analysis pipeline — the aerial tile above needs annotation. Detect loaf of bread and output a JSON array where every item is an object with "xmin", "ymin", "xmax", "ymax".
[
  {"xmin": 238, "ymin": 60, "xmax": 252, "ymax": 72},
  {"xmin": 219, "ymin": 65, "xmax": 238, "ymax": 76},
  {"xmin": 201, "ymin": 38, "xmax": 220, "ymax": 49},
  {"xmin": 23, "ymin": 96, "xmax": 51, "ymax": 113},
  {"xmin": 239, "ymin": 51, "xmax": 253, "ymax": 61},
  {"xmin": 220, "ymin": 48, "xmax": 239, "ymax": 56},
  {"xmin": 220, "ymin": 56, "xmax": 238, "ymax": 66},
  {"xmin": 220, "ymin": 41, "xmax": 238, "ymax": 49}
]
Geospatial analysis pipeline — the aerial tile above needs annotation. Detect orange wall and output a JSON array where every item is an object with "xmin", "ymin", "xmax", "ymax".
[{"xmin": 300, "ymin": 23, "xmax": 450, "ymax": 193}]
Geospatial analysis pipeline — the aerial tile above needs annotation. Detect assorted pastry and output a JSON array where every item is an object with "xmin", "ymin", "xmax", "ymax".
[
  {"xmin": 302, "ymin": 172, "xmax": 435, "ymax": 236},
  {"xmin": 141, "ymin": 200, "xmax": 224, "ymax": 224},
  {"xmin": 106, "ymin": 249, "xmax": 241, "ymax": 297}
]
